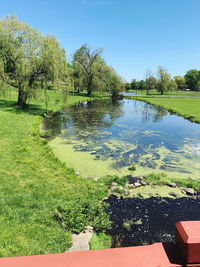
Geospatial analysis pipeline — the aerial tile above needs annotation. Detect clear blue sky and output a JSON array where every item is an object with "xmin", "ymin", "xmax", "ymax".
[{"xmin": 1, "ymin": 0, "xmax": 200, "ymax": 81}]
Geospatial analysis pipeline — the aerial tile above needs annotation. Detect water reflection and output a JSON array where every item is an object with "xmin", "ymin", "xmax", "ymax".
[{"xmin": 44, "ymin": 99, "xmax": 200, "ymax": 178}]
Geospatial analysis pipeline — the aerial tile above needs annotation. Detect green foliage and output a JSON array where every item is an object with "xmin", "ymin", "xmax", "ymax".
[
  {"xmin": 102, "ymin": 175, "xmax": 128, "ymax": 187},
  {"xmin": 156, "ymin": 66, "xmax": 171, "ymax": 94},
  {"xmin": 174, "ymin": 75, "xmax": 185, "ymax": 90},
  {"xmin": 128, "ymin": 165, "xmax": 136, "ymax": 171},
  {"xmin": 184, "ymin": 69, "xmax": 200, "ymax": 91},
  {"xmin": 90, "ymin": 233, "xmax": 111, "ymax": 250},
  {"xmin": 57, "ymin": 196, "xmax": 111, "ymax": 234},
  {"xmin": 0, "ymin": 15, "xmax": 69, "ymax": 107}
]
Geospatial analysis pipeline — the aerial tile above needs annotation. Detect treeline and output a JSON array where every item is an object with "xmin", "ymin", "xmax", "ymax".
[
  {"xmin": 0, "ymin": 15, "xmax": 124, "ymax": 108},
  {"xmin": 126, "ymin": 67, "xmax": 200, "ymax": 94}
]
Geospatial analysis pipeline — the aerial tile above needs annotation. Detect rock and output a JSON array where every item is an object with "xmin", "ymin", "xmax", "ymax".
[
  {"xmin": 111, "ymin": 182, "xmax": 117, "ymax": 186},
  {"xmin": 169, "ymin": 192, "xmax": 178, "ymax": 198},
  {"xmin": 75, "ymin": 171, "xmax": 80, "ymax": 176},
  {"xmin": 86, "ymin": 226, "xmax": 93, "ymax": 233},
  {"xmin": 184, "ymin": 188, "xmax": 195, "ymax": 195},
  {"xmin": 141, "ymin": 180, "xmax": 147, "ymax": 186},
  {"xmin": 134, "ymin": 182, "xmax": 141, "ymax": 188},
  {"xmin": 111, "ymin": 186, "xmax": 117, "ymax": 191},
  {"xmin": 87, "ymin": 176, "xmax": 93, "ymax": 180},
  {"xmin": 108, "ymin": 190, "xmax": 111, "ymax": 196},
  {"xmin": 106, "ymin": 174, "xmax": 111, "ymax": 177},
  {"xmin": 129, "ymin": 184, "xmax": 135, "ymax": 189},
  {"xmin": 167, "ymin": 182, "xmax": 177, "ymax": 188},
  {"xmin": 182, "ymin": 190, "xmax": 186, "ymax": 195},
  {"xmin": 119, "ymin": 186, "xmax": 123, "ymax": 190},
  {"xmin": 94, "ymin": 177, "xmax": 100, "ymax": 182}
]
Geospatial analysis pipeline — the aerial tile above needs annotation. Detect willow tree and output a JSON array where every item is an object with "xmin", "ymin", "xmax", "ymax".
[
  {"xmin": 0, "ymin": 15, "xmax": 68, "ymax": 108},
  {"xmin": 73, "ymin": 44, "xmax": 104, "ymax": 96}
]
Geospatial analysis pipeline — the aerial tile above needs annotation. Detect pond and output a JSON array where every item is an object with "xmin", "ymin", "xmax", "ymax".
[{"xmin": 44, "ymin": 98, "xmax": 200, "ymax": 178}]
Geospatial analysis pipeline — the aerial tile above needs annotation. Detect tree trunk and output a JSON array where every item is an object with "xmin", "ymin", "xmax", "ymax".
[
  {"xmin": 87, "ymin": 75, "xmax": 93, "ymax": 96},
  {"xmin": 17, "ymin": 85, "xmax": 28, "ymax": 108}
]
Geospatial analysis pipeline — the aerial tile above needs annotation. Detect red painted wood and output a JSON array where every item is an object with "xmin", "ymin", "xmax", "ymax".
[
  {"xmin": 175, "ymin": 221, "xmax": 200, "ymax": 264},
  {"xmin": 0, "ymin": 243, "xmax": 183, "ymax": 267}
]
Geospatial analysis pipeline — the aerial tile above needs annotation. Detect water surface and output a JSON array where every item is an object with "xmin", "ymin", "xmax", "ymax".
[{"xmin": 45, "ymin": 98, "xmax": 200, "ymax": 178}]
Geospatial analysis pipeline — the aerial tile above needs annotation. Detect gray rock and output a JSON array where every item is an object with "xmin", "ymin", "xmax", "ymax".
[
  {"xmin": 75, "ymin": 171, "xmax": 80, "ymax": 176},
  {"xmin": 106, "ymin": 174, "xmax": 111, "ymax": 177},
  {"xmin": 129, "ymin": 184, "xmax": 135, "ymax": 189},
  {"xmin": 169, "ymin": 192, "xmax": 178, "ymax": 198},
  {"xmin": 111, "ymin": 182, "xmax": 117, "ymax": 186},
  {"xmin": 184, "ymin": 188, "xmax": 195, "ymax": 195},
  {"xmin": 111, "ymin": 185, "xmax": 117, "ymax": 191},
  {"xmin": 94, "ymin": 177, "xmax": 100, "ymax": 182},
  {"xmin": 167, "ymin": 182, "xmax": 177, "ymax": 188},
  {"xmin": 87, "ymin": 176, "xmax": 93, "ymax": 180},
  {"xmin": 119, "ymin": 186, "xmax": 123, "ymax": 190},
  {"xmin": 141, "ymin": 180, "xmax": 147, "ymax": 186},
  {"xmin": 134, "ymin": 182, "xmax": 141, "ymax": 188}
]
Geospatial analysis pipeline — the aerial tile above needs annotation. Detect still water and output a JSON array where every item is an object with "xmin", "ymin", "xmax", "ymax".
[{"xmin": 44, "ymin": 98, "xmax": 200, "ymax": 178}]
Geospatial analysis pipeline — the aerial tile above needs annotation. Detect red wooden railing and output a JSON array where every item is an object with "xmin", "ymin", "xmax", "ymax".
[{"xmin": 0, "ymin": 221, "xmax": 200, "ymax": 267}]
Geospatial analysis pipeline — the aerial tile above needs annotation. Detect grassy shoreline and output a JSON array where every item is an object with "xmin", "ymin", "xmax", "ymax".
[
  {"xmin": 130, "ymin": 96, "xmax": 200, "ymax": 123},
  {"xmin": 0, "ymin": 91, "xmax": 110, "ymax": 257}
]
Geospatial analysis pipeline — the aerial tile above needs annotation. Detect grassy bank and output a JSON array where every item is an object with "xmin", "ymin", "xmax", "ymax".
[
  {"xmin": 133, "ymin": 96, "xmax": 200, "ymax": 123},
  {"xmin": 0, "ymin": 90, "xmax": 109, "ymax": 257},
  {"xmin": 129, "ymin": 89, "xmax": 200, "ymax": 97}
]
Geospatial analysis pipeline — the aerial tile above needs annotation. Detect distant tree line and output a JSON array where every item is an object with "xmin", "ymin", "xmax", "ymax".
[{"xmin": 126, "ymin": 67, "xmax": 200, "ymax": 94}]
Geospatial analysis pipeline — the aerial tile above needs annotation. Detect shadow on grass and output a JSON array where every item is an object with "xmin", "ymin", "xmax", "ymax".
[{"xmin": 0, "ymin": 99, "xmax": 47, "ymax": 117}]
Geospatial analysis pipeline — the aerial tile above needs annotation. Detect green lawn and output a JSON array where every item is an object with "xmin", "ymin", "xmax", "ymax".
[
  {"xmin": 0, "ymin": 90, "xmax": 108, "ymax": 257},
  {"xmin": 134, "ymin": 97, "xmax": 200, "ymax": 123},
  {"xmin": 129, "ymin": 89, "xmax": 200, "ymax": 97}
]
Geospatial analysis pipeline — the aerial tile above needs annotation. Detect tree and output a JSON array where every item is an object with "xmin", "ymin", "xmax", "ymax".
[
  {"xmin": 174, "ymin": 75, "xmax": 185, "ymax": 90},
  {"xmin": 125, "ymin": 83, "xmax": 131, "ymax": 90},
  {"xmin": 184, "ymin": 69, "xmax": 200, "ymax": 91},
  {"xmin": 131, "ymin": 79, "xmax": 138, "ymax": 89},
  {"xmin": 168, "ymin": 80, "xmax": 178, "ymax": 91},
  {"xmin": 156, "ymin": 66, "xmax": 171, "ymax": 95},
  {"xmin": 73, "ymin": 44, "xmax": 104, "ymax": 96},
  {"xmin": 145, "ymin": 70, "xmax": 156, "ymax": 95},
  {"xmin": 196, "ymin": 80, "xmax": 200, "ymax": 92},
  {"xmin": 0, "ymin": 15, "xmax": 68, "ymax": 108}
]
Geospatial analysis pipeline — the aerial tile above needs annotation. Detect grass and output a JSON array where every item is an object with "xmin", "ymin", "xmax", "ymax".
[
  {"xmin": 133, "ymin": 96, "xmax": 200, "ymax": 123},
  {"xmin": 129, "ymin": 89, "xmax": 200, "ymax": 96},
  {"xmin": 89, "ymin": 233, "xmax": 111, "ymax": 250},
  {"xmin": 0, "ymin": 88, "xmax": 109, "ymax": 257}
]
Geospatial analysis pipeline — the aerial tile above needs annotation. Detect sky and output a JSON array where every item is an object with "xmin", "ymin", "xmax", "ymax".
[{"xmin": 0, "ymin": 0, "xmax": 200, "ymax": 82}]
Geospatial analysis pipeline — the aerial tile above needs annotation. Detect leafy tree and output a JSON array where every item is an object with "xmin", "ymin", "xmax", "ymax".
[
  {"xmin": 156, "ymin": 66, "xmax": 171, "ymax": 95},
  {"xmin": 168, "ymin": 80, "xmax": 178, "ymax": 91},
  {"xmin": 131, "ymin": 79, "xmax": 138, "ymax": 89},
  {"xmin": 145, "ymin": 70, "xmax": 156, "ymax": 95},
  {"xmin": 0, "ymin": 15, "xmax": 68, "ymax": 108},
  {"xmin": 184, "ymin": 69, "xmax": 200, "ymax": 91},
  {"xmin": 174, "ymin": 75, "xmax": 185, "ymax": 90},
  {"xmin": 196, "ymin": 80, "xmax": 200, "ymax": 92},
  {"xmin": 138, "ymin": 80, "xmax": 146, "ymax": 90},
  {"xmin": 73, "ymin": 44, "xmax": 104, "ymax": 96},
  {"xmin": 125, "ymin": 83, "xmax": 131, "ymax": 90}
]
